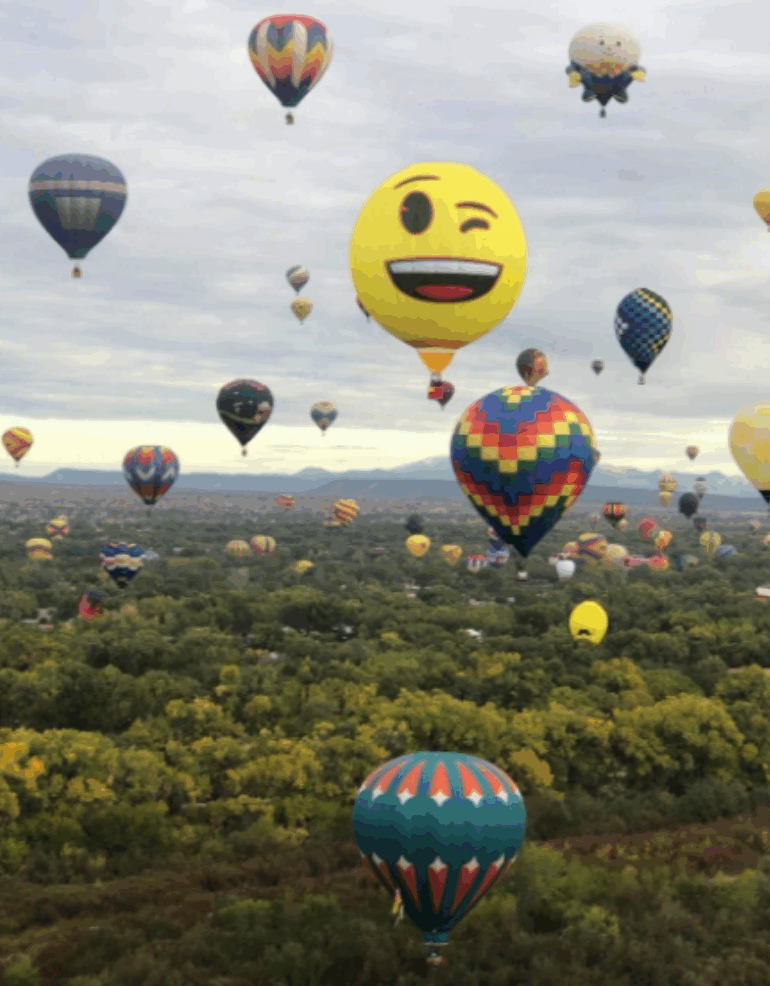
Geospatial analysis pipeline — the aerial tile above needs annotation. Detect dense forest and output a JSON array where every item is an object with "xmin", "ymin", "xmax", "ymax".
[{"xmin": 2, "ymin": 494, "xmax": 770, "ymax": 984}]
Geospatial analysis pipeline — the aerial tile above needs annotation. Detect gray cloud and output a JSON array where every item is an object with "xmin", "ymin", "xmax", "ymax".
[{"xmin": 1, "ymin": 0, "xmax": 769, "ymax": 452}]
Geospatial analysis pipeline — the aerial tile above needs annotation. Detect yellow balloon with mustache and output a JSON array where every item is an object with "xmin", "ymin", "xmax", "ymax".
[{"xmin": 349, "ymin": 162, "xmax": 528, "ymax": 375}]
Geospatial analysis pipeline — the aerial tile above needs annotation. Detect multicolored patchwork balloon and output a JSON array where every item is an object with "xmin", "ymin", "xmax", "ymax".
[
  {"xmin": 100, "ymin": 542, "xmax": 144, "ymax": 588},
  {"xmin": 123, "ymin": 446, "xmax": 179, "ymax": 508},
  {"xmin": 286, "ymin": 265, "xmax": 309, "ymax": 292},
  {"xmin": 2, "ymin": 427, "xmax": 33, "ymax": 466},
  {"xmin": 614, "ymin": 288, "xmax": 672, "ymax": 384},
  {"xmin": 353, "ymin": 752, "xmax": 526, "ymax": 964},
  {"xmin": 247, "ymin": 15, "xmax": 333, "ymax": 124},
  {"xmin": 310, "ymin": 400, "xmax": 338, "ymax": 434},
  {"xmin": 451, "ymin": 386, "xmax": 598, "ymax": 560}
]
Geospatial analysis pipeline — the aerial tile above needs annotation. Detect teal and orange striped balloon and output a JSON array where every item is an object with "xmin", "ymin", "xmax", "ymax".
[{"xmin": 451, "ymin": 386, "xmax": 599, "ymax": 559}]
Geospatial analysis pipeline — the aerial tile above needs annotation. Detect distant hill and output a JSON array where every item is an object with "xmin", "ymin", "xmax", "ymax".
[{"xmin": 0, "ymin": 459, "xmax": 762, "ymax": 510}]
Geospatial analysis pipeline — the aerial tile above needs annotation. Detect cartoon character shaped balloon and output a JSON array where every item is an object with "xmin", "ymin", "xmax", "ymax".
[
  {"xmin": 452, "ymin": 386, "xmax": 598, "ymax": 565},
  {"xmin": 350, "ymin": 163, "xmax": 528, "ymax": 380},
  {"xmin": 29, "ymin": 154, "xmax": 127, "ymax": 277},
  {"xmin": 615, "ymin": 289, "xmax": 672, "ymax": 384},
  {"xmin": 353, "ymin": 752, "xmax": 526, "ymax": 966},
  {"xmin": 569, "ymin": 601, "xmax": 608, "ymax": 643},
  {"xmin": 217, "ymin": 380, "xmax": 273, "ymax": 456},
  {"xmin": 247, "ymin": 16, "xmax": 332, "ymax": 124},
  {"xmin": 123, "ymin": 446, "xmax": 179, "ymax": 513},
  {"xmin": 2, "ymin": 427, "xmax": 33, "ymax": 467},
  {"xmin": 566, "ymin": 24, "xmax": 646, "ymax": 118}
]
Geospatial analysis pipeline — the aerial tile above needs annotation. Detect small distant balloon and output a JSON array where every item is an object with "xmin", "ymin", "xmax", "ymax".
[
  {"xmin": 2, "ymin": 427, "xmax": 33, "ymax": 467},
  {"xmin": 290, "ymin": 298, "xmax": 313, "ymax": 323},
  {"xmin": 516, "ymin": 348, "xmax": 549, "ymax": 387},
  {"xmin": 615, "ymin": 288, "xmax": 672, "ymax": 384},
  {"xmin": 591, "ymin": 359, "xmax": 605, "ymax": 375},
  {"xmin": 286, "ymin": 265, "xmax": 309, "ymax": 292},
  {"xmin": 685, "ymin": 445, "xmax": 699, "ymax": 461},
  {"xmin": 310, "ymin": 401, "xmax": 338, "ymax": 434},
  {"xmin": 753, "ymin": 190, "xmax": 770, "ymax": 232}
]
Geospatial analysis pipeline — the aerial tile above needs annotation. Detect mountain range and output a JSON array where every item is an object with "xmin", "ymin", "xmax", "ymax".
[{"xmin": 0, "ymin": 457, "xmax": 762, "ymax": 508}]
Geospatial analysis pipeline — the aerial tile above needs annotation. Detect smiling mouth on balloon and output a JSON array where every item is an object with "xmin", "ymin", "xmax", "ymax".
[{"xmin": 386, "ymin": 258, "xmax": 502, "ymax": 302}]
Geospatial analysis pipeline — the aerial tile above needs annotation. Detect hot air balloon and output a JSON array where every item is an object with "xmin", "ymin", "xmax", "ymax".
[
  {"xmin": 353, "ymin": 751, "xmax": 526, "ymax": 966},
  {"xmin": 678, "ymin": 492, "xmax": 698, "ymax": 519},
  {"xmin": 291, "ymin": 559, "xmax": 314, "ymax": 574},
  {"xmin": 659, "ymin": 491, "xmax": 673, "ymax": 506},
  {"xmin": 556, "ymin": 558, "xmax": 576, "ymax": 579},
  {"xmin": 251, "ymin": 535, "xmax": 276, "ymax": 554},
  {"xmin": 286, "ymin": 265, "xmax": 309, "ymax": 292},
  {"xmin": 217, "ymin": 380, "xmax": 273, "ymax": 456},
  {"xmin": 638, "ymin": 516, "xmax": 657, "ymax": 539},
  {"xmin": 754, "ymin": 190, "xmax": 770, "ymax": 232},
  {"xmin": 694, "ymin": 478, "xmax": 707, "ymax": 500},
  {"xmin": 685, "ymin": 445, "xmax": 699, "ymax": 461},
  {"xmin": 333, "ymin": 498, "xmax": 360, "ymax": 526},
  {"xmin": 647, "ymin": 554, "xmax": 670, "ymax": 572},
  {"xmin": 310, "ymin": 401, "xmax": 337, "ymax": 434},
  {"xmin": 28, "ymin": 154, "xmax": 127, "ymax": 277},
  {"xmin": 729, "ymin": 403, "xmax": 770, "ymax": 509},
  {"xmin": 763, "ymin": 533, "xmax": 770, "ymax": 549},
  {"xmin": 694, "ymin": 516, "xmax": 708, "ymax": 533},
  {"xmin": 714, "ymin": 544, "xmax": 738, "ymax": 560},
  {"xmin": 604, "ymin": 543, "xmax": 629, "ymax": 567},
  {"xmin": 577, "ymin": 532, "xmax": 608, "ymax": 564},
  {"xmin": 749, "ymin": 519, "xmax": 761, "ymax": 532},
  {"xmin": 405, "ymin": 515, "xmax": 423, "ymax": 535},
  {"xmin": 2, "ymin": 428, "xmax": 33, "ymax": 467},
  {"xmin": 100, "ymin": 542, "xmax": 144, "ymax": 587},
  {"xmin": 406, "ymin": 534, "xmax": 431, "ymax": 558},
  {"xmin": 516, "ymin": 348, "xmax": 549, "ymax": 387},
  {"xmin": 602, "ymin": 502, "xmax": 626, "ymax": 528},
  {"xmin": 700, "ymin": 531, "xmax": 721, "ymax": 557},
  {"xmin": 755, "ymin": 585, "xmax": 770, "ymax": 602},
  {"xmin": 350, "ymin": 163, "xmax": 528, "ymax": 380},
  {"xmin": 615, "ymin": 289, "xmax": 672, "ymax": 384},
  {"xmin": 659, "ymin": 473, "xmax": 678, "ymax": 494},
  {"xmin": 569, "ymin": 601, "xmax": 608, "ymax": 643},
  {"xmin": 225, "ymin": 539, "xmax": 251, "ymax": 559},
  {"xmin": 486, "ymin": 546, "xmax": 510, "ymax": 568},
  {"xmin": 290, "ymin": 298, "xmax": 313, "ymax": 323},
  {"xmin": 123, "ymin": 447, "xmax": 178, "ymax": 514},
  {"xmin": 45, "ymin": 516, "xmax": 70, "ymax": 540},
  {"xmin": 467, "ymin": 553, "xmax": 487, "ymax": 572},
  {"xmin": 588, "ymin": 512, "xmax": 601, "ymax": 525},
  {"xmin": 79, "ymin": 590, "xmax": 106, "ymax": 621},
  {"xmin": 616, "ymin": 518, "xmax": 629, "ymax": 531},
  {"xmin": 566, "ymin": 24, "xmax": 646, "ymax": 118},
  {"xmin": 276, "ymin": 494, "xmax": 295, "ymax": 510},
  {"xmin": 428, "ymin": 378, "xmax": 455, "ymax": 408},
  {"xmin": 440, "ymin": 544, "xmax": 462, "ymax": 566},
  {"xmin": 247, "ymin": 16, "xmax": 332, "ymax": 124},
  {"xmin": 563, "ymin": 540, "xmax": 579, "ymax": 557},
  {"xmin": 25, "ymin": 537, "xmax": 52, "ymax": 561},
  {"xmin": 591, "ymin": 359, "xmax": 605, "ymax": 375},
  {"xmin": 451, "ymin": 386, "xmax": 598, "ymax": 565},
  {"xmin": 654, "ymin": 530, "xmax": 672, "ymax": 553}
]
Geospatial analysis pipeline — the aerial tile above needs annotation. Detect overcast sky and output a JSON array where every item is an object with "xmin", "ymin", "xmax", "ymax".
[{"xmin": 1, "ymin": 0, "xmax": 769, "ymax": 479}]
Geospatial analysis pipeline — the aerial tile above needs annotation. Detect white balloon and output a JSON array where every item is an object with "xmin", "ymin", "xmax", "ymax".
[{"xmin": 556, "ymin": 559, "xmax": 576, "ymax": 580}]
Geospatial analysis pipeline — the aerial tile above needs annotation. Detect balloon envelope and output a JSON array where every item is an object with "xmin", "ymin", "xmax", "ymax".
[
  {"xmin": 729, "ymin": 403, "xmax": 770, "ymax": 506},
  {"xmin": 29, "ymin": 154, "xmax": 127, "ymax": 261},
  {"xmin": 100, "ymin": 541, "xmax": 144, "ymax": 587},
  {"xmin": 247, "ymin": 16, "xmax": 332, "ymax": 110},
  {"xmin": 569, "ymin": 601, "xmax": 608, "ymax": 643},
  {"xmin": 451, "ymin": 386, "xmax": 598, "ymax": 559},
  {"xmin": 217, "ymin": 380, "xmax": 274, "ymax": 450},
  {"xmin": 353, "ymin": 752, "xmax": 526, "ymax": 947},
  {"xmin": 286, "ymin": 265, "xmax": 309, "ymax": 292},
  {"xmin": 678, "ymin": 492, "xmax": 699, "ymax": 518},
  {"xmin": 406, "ymin": 534, "xmax": 431, "ymax": 558},
  {"xmin": 2, "ymin": 427, "xmax": 33, "ymax": 464},
  {"xmin": 516, "ymin": 348, "xmax": 549, "ymax": 386},
  {"xmin": 310, "ymin": 401, "xmax": 338, "ymax": 432},
  {"xmin": 614, "ymin": 288, "xmax": 672, "ymax": 383}
]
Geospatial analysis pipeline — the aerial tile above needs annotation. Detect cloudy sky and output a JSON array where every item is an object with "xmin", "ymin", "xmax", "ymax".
[{"xmin": 2, "ymin": 0, "xmax": 769, "ymax": 480}]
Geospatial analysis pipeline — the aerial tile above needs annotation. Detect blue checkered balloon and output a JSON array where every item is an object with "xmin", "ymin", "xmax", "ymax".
[{"xmin": 614, "ymin": 288, "xmax": 672, "ymax": 384}]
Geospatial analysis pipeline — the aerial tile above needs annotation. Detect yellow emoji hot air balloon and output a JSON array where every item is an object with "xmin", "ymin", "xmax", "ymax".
[
  {"xmin": 569, "ymin": 601, "xmax": 608, "ymax": 644},
  {"xmin": 440, "ymin": 544, "xmax": 463, "ymax": 566},
  {"xmin": 350, "ymin": 162, "xmax": 527, "ymax": 378},
  {"xmin": 700, "ymin": 531, "xmax": 721, "ymax": 557},
  {"xmin": 406, "ymin": 534, "xmax": 431, "ymax": 558},
  {"xmin": 754, "ymin": 190, "xmax": 770, "ymax": 231},
  {"xmin": 729, "ymin": 403, "xmax": 770, "ymax": 509}
]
